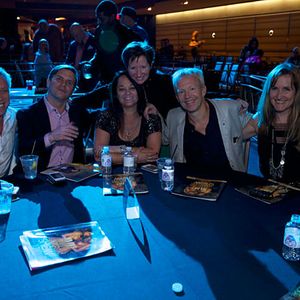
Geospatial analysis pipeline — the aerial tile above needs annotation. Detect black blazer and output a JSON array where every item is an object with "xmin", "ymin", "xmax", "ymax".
[{"xmin": 16, "ymin": 98, "xmax": 90, "ymax": 171}]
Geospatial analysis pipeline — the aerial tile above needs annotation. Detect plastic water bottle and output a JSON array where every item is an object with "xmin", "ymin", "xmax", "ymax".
[
  {"xmin": 282, "ymin": 214, "xmax": 300, "ymax": 261},
  {"xmin": 100, "ymin": 146, "xmax": 112, "ymax": 176},
  {"xmin": 123, "ymin": 147, "xmax": 135, "ymax": 174},
  {"xmin": 161, "ymin": 159, "xmax": 174, "ymax": 191}
]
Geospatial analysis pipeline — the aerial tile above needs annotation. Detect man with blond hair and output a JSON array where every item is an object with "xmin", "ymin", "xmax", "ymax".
[{"xmin": 163, "ymin": 67, "xmax": 251, "ymax": 173}]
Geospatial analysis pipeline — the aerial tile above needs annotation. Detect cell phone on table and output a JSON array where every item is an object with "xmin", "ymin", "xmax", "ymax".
[
  {"xmin": 141, "ymin": 164, "xmax": 158, "ymax": 174},
  {"xmin": 47, "ymin": 172, "xmax": 66, "ymax": 184}
]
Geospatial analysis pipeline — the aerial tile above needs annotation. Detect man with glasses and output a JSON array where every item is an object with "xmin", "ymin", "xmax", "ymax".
[{"xmin": 17, "ymin": 65, "xmax": 90, "ymax": 171}]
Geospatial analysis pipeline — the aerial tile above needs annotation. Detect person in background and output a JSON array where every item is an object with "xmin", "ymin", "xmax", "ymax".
[
  {"xmin": 17, "ymin": 65, "xmax": 90, "ymax": 171},
  {"xmin": 163, "ymin": 67, "xmax": 251, "ymax": 174},
  {"xmin": 243, "ymin": 63, "xmax": 300, "ymax": 182},
  {"xmin": 93, "ymin": 70, "xmax": 161, "ymax": 164},
  {"xmin": 65, "ymin": 23, "xmax": 96, "ymax": 70},
  {"xmin": 0, "ymin": 37, "xmax": 10, "ymax": 65},
  {"xmin": 189, "ymin": 31, "xmax": 205, "ymax": 62},
  {"xmin": 119, "ymin": 6, "xmax": 149, "ymax": 42},
  {"xmin": 34, "ymin": 39, "xmax": 53, "ymax": 88},
  {"xmin": 244, "ymin": 49, "xmax": 265, "ymax": 75},
  {"xmin": 285, "ymin": 47, "xmax": 300, "ymax": 67},
  {"xmin": 0, "ymin": 67, "xmax": 17, "ymax": 177},
  {"xmin": 157, "ymin": 38, "xmax": 174, "ymax": 64},
  {"xmin": 33, "ymin": 19, "xmax": 64, "ymax": 62},
  {"xmin": 89, "ymin": 0, "xmax": 141, "ymax": 84},
  {"xmin": 239, "ymin": 36, "xmax": 260, "ymax": 64}
]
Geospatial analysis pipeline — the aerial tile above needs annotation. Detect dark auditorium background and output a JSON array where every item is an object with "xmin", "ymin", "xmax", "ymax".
[{"xmin": 0, "ymin": 0, "xmax": 299, "ymax": 63}]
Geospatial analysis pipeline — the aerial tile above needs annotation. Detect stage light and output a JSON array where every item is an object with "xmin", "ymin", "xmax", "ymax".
[{"xmin": 55, "ymin": 17, "xmax": 66, "ymax": 21}]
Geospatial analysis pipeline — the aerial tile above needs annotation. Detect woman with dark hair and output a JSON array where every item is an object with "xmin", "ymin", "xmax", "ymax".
[
  {"xmin": 74, "ymin": 41, "xmax": 178, "ymax": 120},
  {"xmin": 243, "ymin": 63, "xmax": 300, "ymax": 182},
  {"xmin": 239, "ymin": 36, "xmax": 260, "ymax": 64},
  {"xmin": 93, "ymin": 71, "xmax": 161, "ymax": 164},
  {"xmin": 121, "ymin": 41, "xmax": 178, "ymax": 119}
]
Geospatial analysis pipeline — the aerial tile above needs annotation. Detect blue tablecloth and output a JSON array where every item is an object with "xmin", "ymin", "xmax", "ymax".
[{"xmin": 0, "ymin": 166, "xmax": 299, "ymax": 300}]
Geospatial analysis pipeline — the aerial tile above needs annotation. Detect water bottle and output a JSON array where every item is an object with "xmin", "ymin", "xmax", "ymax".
[
  {"xmin": 161, "ymin": 159, "xmax": 174, "ymax": 191},
  {"xmin": 123, "ymin": 147, "xmax": 135, "ymax": 174},
  {"xmin": 100, "ymin": 146, "xmax": 112, "ymax": 176},
  {"xmin": 282, "ymin": 214, "xmax": 300, "ymax": 261}
]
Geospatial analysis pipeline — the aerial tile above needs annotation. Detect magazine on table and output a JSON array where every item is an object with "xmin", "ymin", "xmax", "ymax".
[
  {"xmin": 171, "ymin": 176, "xmax": 227, "ymax": 201},
  {"xmin": 234, "ymin": 179, "xmax": 295, "ymax": 204},
  {"xmin": 19, "ymin": 221, "xmax": 113, "ymax": 271},
  {"xmin": 103, "ymin": 172, "xmax": 149, "ymax": 195},
  {"xmin": 41, "ymin": 163, "xmax": 101, "ymax": 182}
]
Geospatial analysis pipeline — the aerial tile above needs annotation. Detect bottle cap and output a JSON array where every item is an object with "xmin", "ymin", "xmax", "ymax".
[
  {"xmin": 172, "ymin": 282, "xmax": 183, "ymax": 294},
  {"xmin": 165, "ymin": 159, "xmax": 172, "ymax": 165}
]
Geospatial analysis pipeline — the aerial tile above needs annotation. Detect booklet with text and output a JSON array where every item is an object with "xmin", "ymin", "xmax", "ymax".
[
  {"xmin": 41, "ymin": 163, "xmax": 101, "ymax": 182},
  {"xmin": 20, "ymin": 221, "xmax": 113, "ymax": 270},
  {"xmin": 171, "ymin": 176, "xmax": 227, "ymax": 201},
  {"xmin": 235, "ymin": 181, "xmax": 292, "ymax": 204},
  {"xmin": 103, "ymin": 172, "xmax": 149, "ymax": 195}
]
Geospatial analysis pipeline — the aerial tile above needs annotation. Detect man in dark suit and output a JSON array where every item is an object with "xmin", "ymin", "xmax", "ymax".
[
  {"xmin": 65, "ymin": 23, "xmax": 96, "ymax": 69},
  {"xmin": 17, "ymin": 65, "xmax": 90, "ymax": 171},
  {"xmin": 90, "ymin": 0, "xmax": 141, "ymax": 84}
]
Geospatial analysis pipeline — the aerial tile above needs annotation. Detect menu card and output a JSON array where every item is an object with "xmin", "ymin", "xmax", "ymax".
[
  {"xmin": 20, "ymin": 221, "xmax": 113, "ymax": 270},
  {"xmin": 103, "ymin": 173, "xmax": 149, "ymax": 196},
  {"xmin": 172, "ymin": 177, "xmax": 227, "ymax": 201}
]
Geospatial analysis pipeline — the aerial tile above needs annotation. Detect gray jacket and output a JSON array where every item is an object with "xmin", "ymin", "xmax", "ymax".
[{"xmin": 162, "ymin": 98, "xmax": 251, "ymax": 172}]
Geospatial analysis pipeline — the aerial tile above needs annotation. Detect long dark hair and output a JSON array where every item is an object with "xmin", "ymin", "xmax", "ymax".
[{"xmin": 110, "ymin": 70, "xmax": 146, "ymax": 120}]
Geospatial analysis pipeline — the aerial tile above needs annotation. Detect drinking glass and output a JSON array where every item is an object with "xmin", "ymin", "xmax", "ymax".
[{"xmin": 20, "ymin": 155, "xmax": 39, "ymax": 179}]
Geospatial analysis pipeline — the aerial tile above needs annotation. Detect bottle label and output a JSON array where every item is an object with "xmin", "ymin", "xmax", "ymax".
[
  {"xmin": 101, "ymin": 154, "xmax": 111, "ymax": 167},
  {"xmin": 162, "ymin": 169, "xmax": 174, "ymax": 181},
  {"xmin": 124, "ymin": 156, "xmax": 134, "ymax": 167},
  {"xmin": 283, "ymin": 228, "xmax": 300, "ymax": 248}
]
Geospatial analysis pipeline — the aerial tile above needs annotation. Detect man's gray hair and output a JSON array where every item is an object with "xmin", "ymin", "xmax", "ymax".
[
  {"xmin": 172, "ymin": 67, "xmax": 205, "ymax": 93},
  {"xmin": 0, "ymin": 67, "xmax": 12, "ymax": 89}
]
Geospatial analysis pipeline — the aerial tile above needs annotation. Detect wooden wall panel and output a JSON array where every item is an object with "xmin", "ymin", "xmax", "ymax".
[{"xmin": 156, "ymin": 12, "xmax": 300, "ymax": 62}]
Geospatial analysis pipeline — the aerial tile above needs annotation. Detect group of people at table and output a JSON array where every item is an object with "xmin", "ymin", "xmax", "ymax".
[{"xmin": 0, "ymin": 40, "xmax": 299, "ymax": 184}]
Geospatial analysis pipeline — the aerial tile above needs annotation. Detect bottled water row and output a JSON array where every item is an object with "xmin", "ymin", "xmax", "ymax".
[
  {"xmin": 100, "ymin": 146, "xmax": 175, "ymax": 192},
  {"xmin": 100, "ymin": 146, "xmax": 135, "ymax": 175}
]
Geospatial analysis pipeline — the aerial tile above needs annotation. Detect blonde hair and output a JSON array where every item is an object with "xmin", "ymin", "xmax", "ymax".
[{"xmin": 257, "ymin": 63, "xmax": 300, "ymax": 149}]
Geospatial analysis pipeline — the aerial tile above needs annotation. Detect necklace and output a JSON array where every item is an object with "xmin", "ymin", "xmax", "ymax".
[
  {"xmin": 269, "ymin": 127, "xmax": 289, "ymax": 179},
  {"xmin": 120, "ymin": 116, "xmax": 141, "ymax": 141}
]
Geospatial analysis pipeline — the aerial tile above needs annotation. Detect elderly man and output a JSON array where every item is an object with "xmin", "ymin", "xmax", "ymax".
[
  {"xmin": 0, "ymin": 68, "xmax": 17, "ymax": 177},
  {"xmin": 17, "ymin": 65, "xmax": 90, "ymax": 171},
  {"xmin": 65, "ymin": 22, "xmax": 96, "ymax": 69},
  {"xmin": 163, "ymin": 67, "xmax": 251, "ymax": 173}
]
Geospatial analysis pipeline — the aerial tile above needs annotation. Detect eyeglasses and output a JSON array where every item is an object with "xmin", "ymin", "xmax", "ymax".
[{"xmin": 52, "ymin": 75, "xmax": 75, "ymax": 88}]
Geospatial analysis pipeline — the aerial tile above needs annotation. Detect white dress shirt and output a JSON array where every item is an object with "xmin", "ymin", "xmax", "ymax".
[{"xmin": 0, "ymin": 106, "xmax": 17, "ymax": 177}]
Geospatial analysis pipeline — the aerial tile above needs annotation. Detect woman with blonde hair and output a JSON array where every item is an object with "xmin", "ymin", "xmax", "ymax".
[{"xmin": 243, "ymin": 63, "xmax": 300, "ymax": 181}]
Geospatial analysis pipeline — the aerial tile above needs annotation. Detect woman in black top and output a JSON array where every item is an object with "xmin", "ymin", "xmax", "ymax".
[
  {"xmin": 94, "ymin": 71, "xmax": 161, "ymax": 164},
  {"xmin": 243, "ymin": 63, "xmax": 300, "ymax": 182},
  {"xmin": 74, "ymin": 41, "xmax": 178, "ymax": 120}
]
